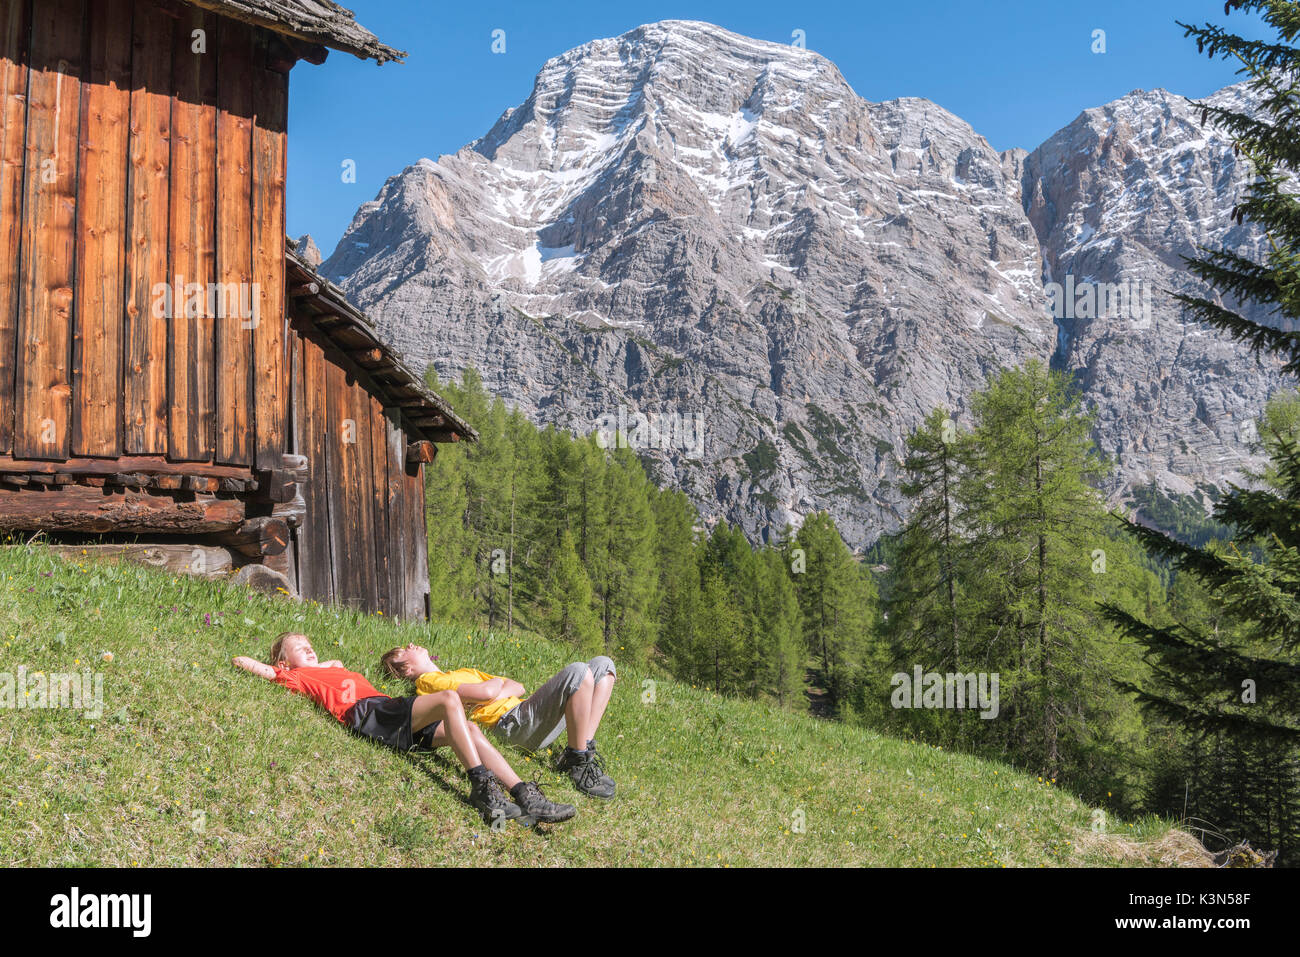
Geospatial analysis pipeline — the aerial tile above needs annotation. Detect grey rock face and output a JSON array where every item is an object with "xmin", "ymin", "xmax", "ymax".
[
  {"xmin": 1022, "ymin": 83, "xmax": 1285, "ymax": 505},
  {"xmin": 322, "ymin": 20, "xmax": 1284, "ymax": 548},
  {"xmin": 293, "ymin": 233, "xmax": 323, "ymax": 267}
]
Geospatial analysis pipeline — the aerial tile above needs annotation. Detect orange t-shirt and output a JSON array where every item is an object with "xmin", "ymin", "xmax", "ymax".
[{"xmin": 273, "ymin": 665, "xmax": 384, "ymax": 722}]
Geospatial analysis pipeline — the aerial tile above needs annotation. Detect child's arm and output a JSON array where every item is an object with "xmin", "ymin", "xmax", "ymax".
[
  {"xmin": 456, "ymin": 676, "xmax": 527, "ymax": 701},
  {"xmin": 318, "ymin": 660, "xmax": 344, "ymax": 668},
  {"xmin": 232, "ymin": 656, "xmax": 277, "ymax": 681},
  {"xmin": 455, "ymin": 677, "xmax": 507, "ymax": 702},
  {"xmin": 499, "ymin": 677, "xmax": 527, "ymax": 698}
]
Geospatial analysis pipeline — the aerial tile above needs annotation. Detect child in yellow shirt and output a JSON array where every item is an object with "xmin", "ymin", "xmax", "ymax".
[{"xmin": 382, "ymin": 643, "xmax": 617, "ymax": 799}]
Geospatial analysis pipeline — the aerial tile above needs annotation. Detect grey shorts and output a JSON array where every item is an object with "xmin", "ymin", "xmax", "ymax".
[{"xmin": 492, "ymin": 656, "xmax": 616, "ymax": 753}]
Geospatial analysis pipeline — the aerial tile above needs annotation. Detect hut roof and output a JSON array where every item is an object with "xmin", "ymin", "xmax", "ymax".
[
  {"xmin": 184, "ymin": 0, "xmax": 404, "ymax": 63},
  {"xmin": 286, "ymin": 242, "xmax": 478, "ymax": 444}
]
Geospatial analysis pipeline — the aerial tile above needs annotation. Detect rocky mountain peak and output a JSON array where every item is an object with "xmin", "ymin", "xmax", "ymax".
[{"xmin": 321, "ymin": 22, "xmax": 1283, "ymax": 548}]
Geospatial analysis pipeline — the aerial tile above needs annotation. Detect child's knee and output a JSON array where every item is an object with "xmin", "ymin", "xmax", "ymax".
[
  {"xmin": 431, "ymin": 689, "xmax": 459, "ymax": 710},
  {"xmin": 563, "ymin": 661, "xmax": 590, "ymax": 690},
  {"xmin": 589, "ymin": 655, "xmax": 616, "ymax": 679}
]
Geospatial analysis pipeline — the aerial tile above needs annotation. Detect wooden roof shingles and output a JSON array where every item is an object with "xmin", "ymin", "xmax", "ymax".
[
  {"xmin": 184, "ymin": 0, "xmax": 405, "ymax": 63},
  {"xmin": 285, "ymin": 245, "xmax": 478, "ymax": 445}
]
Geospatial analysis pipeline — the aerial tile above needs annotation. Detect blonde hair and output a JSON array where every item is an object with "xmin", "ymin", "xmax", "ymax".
[
  {"xmin": 380, "ymin": 647, "xmax": 408, "ymax": 680},
  {"xmin": 268, "ymin": 632, "xmax": 309, "ymax": 667}
]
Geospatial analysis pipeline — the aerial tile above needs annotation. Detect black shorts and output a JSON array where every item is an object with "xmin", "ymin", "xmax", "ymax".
[{"xmin": 344, "ymin": 695, "xmax": 441, "ymax": 752}]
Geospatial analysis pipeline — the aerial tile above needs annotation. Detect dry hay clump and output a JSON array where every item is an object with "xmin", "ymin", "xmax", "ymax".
[{"xmin": 1070, "ymin": 826, "xmax": 1215, "ymax": 867}]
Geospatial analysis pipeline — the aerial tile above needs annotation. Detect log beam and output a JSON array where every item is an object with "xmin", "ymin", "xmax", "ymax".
[
  {"xmin": 0, "ymin": 486, "xmax": 247, "ymax": 533},
  {"xmin": 0, "ymin": 455, "xmax": 256, "ymax": 480},
  {"xmin": 272, "ymin": 487, "xmax": 306, "ymax": 528},
  {"xmin": 40, "ymin": 543, "xmax": 236, "ymax": 579},
  {"xmin": 219, "ymin": 516, "xmax": 290, "ymax": 557},
  {"xmin": 406, "ymin": 440, "xmax": 436, "ymax": 464}
]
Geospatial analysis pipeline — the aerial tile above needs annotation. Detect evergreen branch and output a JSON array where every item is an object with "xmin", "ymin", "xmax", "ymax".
[
  {"xmin": 1172, "ymin": 292, "xmax": 1300, "ymax": 372},
  {"xmin": 1180, "ymin": 249, "xmax": 1288, "ymax": 311},
  {"xmin": 1116, "ymin": 680, "xmax": 1300, "ymax": 741},
  {"xmin": 1102, "ymin": 603, "xmax": 1300, "ymax": 702},
  {"xmin": 1213, "ymin": 487, "xmax": 1300, "ymax": 548}
]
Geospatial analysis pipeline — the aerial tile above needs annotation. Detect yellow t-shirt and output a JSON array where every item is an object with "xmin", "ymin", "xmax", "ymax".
[{"xmin": 415, "ymin": 668, "xmax": 523, "ymax": 728}]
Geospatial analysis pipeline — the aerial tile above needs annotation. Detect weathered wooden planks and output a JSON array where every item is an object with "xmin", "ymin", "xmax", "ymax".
[
  {"xmin": 250, "ymin": 35, "xmax": 287, "ymax": 471},
  {"xmin": 367, "ymin": 390, "xmax": 390, "ymax": 614},
  {"xmin": 348, "ymin": 364, "xmax": 379, "ymax": 612},
  {"xmin": 122, "ymin": 0, "xmax": 171, "ymax": 455},
  {"xmin": 294, "ymin": 335, "xmax": 331, "ymax": 602},
  {"xmin": 71, "ymin": 0, "xmax": 132, "ymax": 457},
  {"xmin": 167, "ymin": 3, "xmax": 217, "ymax": 461},
  {"xmin": 0, "ymin": 0, "xmax": 31, "ymax": 455},
  {"xmin": 307, "ymin": 338, "xmax": 336, "ymax": 602},
  {"xmin": 323, "ymin": 351, "xmax": 360, "ymax": 607},
  {"xmin": 406, "ymin": 457, "xmax": 430, "ymax": 619},
  {"xmin": 383, "ymin": 406, "xmax": 407, "ymax": 617},
  {"xmin": 291, "ymin": 332, "xmax": 434, "ymax": 619},
  {"xmin": 390, "ymin": 407, "xmax": 430, "ymax": 620},
  {"xmin": 14, "ymin": 0, "xmax": 85, "ymax": 460},
  {"xmin": 214, "ymin": 16, "xmax": 254, "ymax": 465},
  {"xmin": 0, "ymin": 0, "xmax": 438, "ymax": 622},
  {"xmin": 279, "ymin": 309, "xmax": 303, "ymax": 593},
  {"xmin": 317, "ymin": 347, "xmax": 396, "ymax": 614}
]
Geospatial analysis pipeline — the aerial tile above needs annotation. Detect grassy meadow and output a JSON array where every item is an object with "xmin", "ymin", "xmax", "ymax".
[{"xmin": 0, "ymin": 542, "xmax": 1206, "ymax": 867}]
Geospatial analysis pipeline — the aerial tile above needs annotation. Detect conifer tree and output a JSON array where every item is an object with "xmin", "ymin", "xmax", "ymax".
[
  {"xmin": 962, "ymin": 361, "xmax": 1115, "ymax": 774},
  {"xmin": 1103, "ymin": 0, "xmax": 1300, "ymax": 747},
  {"xmin": 422, "ymin": 371, "xmax": 481, "ymax": 623},
  {"xmin": 754, "ymin": 548, "xmax": 806, "ymax": 708},
  {"xmin": 422, "ymin": 418, "xmax": 478, "ymax": 623},
  {"xmin": 542, "ymin": 529, "xmax": 603, "ymax": 654},
  {"xmin": 599, "ymin": 444, "xmax": 659, "ymax": 661},
  {"xmin": 699, "ymin": 521, "xmax": 761, "ymax": 690},
  {"xmin": 791, "ymin": 512, "xmax": 878, "ymax": 714},
  {"xmin": 696, "ymin": 571, "xmax": 747, "ymax": 694},
  {"xmin": 653, "ymin": 488, "xmax": 702, "ymax": 677},
  {"xmin": 886, "ymin": 408, "xmax": 970, "ymax": 670},
  {"xmin": 1100, "ymin": 0, "xmax": 1300, "ymax": 861}
]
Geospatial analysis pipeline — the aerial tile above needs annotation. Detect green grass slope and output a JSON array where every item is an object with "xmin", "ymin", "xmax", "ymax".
[{"xmin": 0, "ymin": 543, "xmax": 1207, "ymax": 867}]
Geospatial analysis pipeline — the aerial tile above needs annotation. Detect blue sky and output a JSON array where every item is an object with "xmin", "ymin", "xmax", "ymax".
[{"xmin": 287, "ymin": 0, "xmax": 1270, "ymax": 255}]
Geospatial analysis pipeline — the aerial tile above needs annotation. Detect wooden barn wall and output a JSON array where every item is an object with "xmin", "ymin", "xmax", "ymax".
[
  {"xmin": 0, "ymin": 0, "xmax": 287, "ymax": 469},
  {"xmin": 0, "ymin": 0, "xmax": 433, "ymax": 621},
  {"xmin": 292, "ymin": 329, "xmax": 430, "ymax": 621}
]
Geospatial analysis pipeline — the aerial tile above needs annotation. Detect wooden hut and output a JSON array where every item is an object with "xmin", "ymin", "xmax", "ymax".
[{"xmin": 0, "ymin": 0, "xmax": 475, "ymax": 619}]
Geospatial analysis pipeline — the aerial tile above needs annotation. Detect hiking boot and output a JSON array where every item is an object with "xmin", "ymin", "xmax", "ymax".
[
  {"xmin": 557, "ymin": 744, "xmax": 616, "ymax": 799},
  {"xmin": 468, "ymin": 770, "xmax": 523, "ymax": 827},
  {"xmin": 511, "ymin": 779, "xmax": 577, "ymax": 824},
  {"xmin": 554, "ymin": 739, "xmax": 600, "ymax": 770}
]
